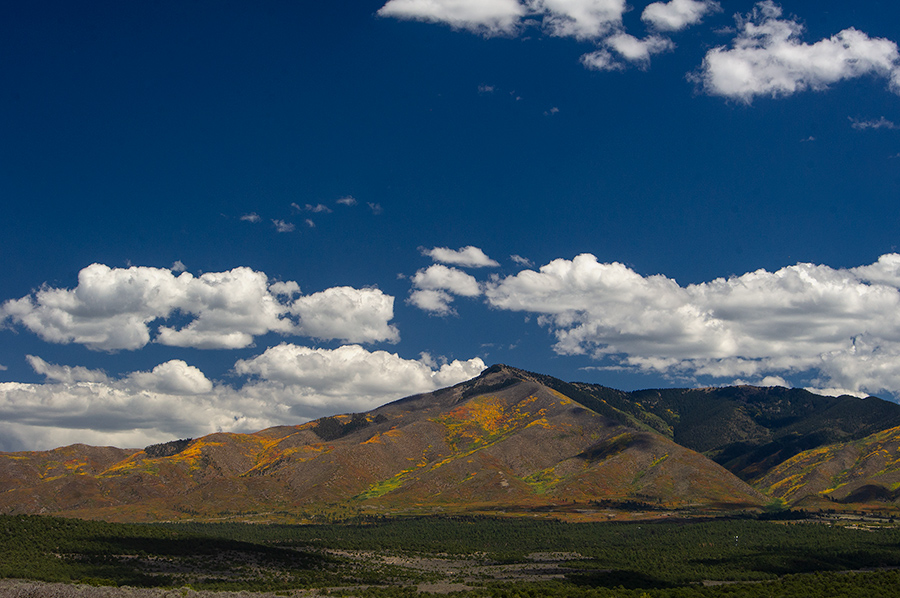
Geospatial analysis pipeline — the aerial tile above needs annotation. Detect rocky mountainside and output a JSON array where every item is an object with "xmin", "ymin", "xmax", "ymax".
[{"xmin": 0, "ymin": 365, "xmax": 767, "ymax": 522}]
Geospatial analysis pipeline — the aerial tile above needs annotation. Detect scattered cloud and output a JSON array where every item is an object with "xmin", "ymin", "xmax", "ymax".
[
  {"xmin": 272, "ymin": 219, "xmax": 295, "ymax": 233},
  {"xmin": 378, "ymin": 0, "xmax": 626, "ymax": 40},
  {"xmin": 0, "ymin": 364, "xmax": 6, "ymax": 371},
  {"xmin": 378, "ymin": 0, "xmax": 526, "ymax": 36},
  {"xmin": 0, "ymin": 264, "xmax": 399, "ymax": 351},
  {"xmin": 379, "ymin": 0, "xmax": 900, "ymax": 100},
  {"xmin": 27, "ymin": 355, "xmax": 109, "ymax": 384},
  {"xmin": 581, "ymin": 49, "xmax": 623, "ymax": 71},
  {"xmin": 336, "ymin": 196, "xmax": 358, "ymax": 206},
  {"xmin": 478, "ymin": 84, "xmax": 496, "ymax": 93},
  {"xmin": 850, "ymin": 116, "xmax": 899, "ymax": 130},
  {"xmin": 606, "ymin": 32, "xmax": 675, "ymax": 67},
  {"xmin": 531, "ymin": 0, "xmax": 627, "ymax": 41},
  {"xmin": 412, "ymin": 265, "xmax": 482, "ymax": 297},
  {"xmin": 511, "ymin": 254, "xmax": 534, "ymax": 267},
  {"xmin": 483, "ymin": 252, "xmax": 900, "ymax": 397},
  {"xmin": 171, "ymin": 260, "xmax": 187, "ymax": 273},
  {"xmin": 409, "ymin": 265, "xmax": 482, "ymax": 316},
  {"xmin": 240, "ymin": 213, "xmax": 261, "ymax": 223},
  {"xmin": 642, "ymin": 0, "xmax": 720, "ymax": 32},
  {"xmin": 305, "ymin": 219, "xmax": 316, "ymax": 228},
  {"xmin": 305, "ymin": 203, "xmax": 333, "ymax": 213},
  {"xmin": 368, "ymin": 202, "xmax": 384, "ymax": 215},
  {"xmin": 0, "ymin": 347, "xmax": 488, "ymax": 452},
  {"xmin": 422, "ymin": 246, "xmax": 500, "ymax": 268},
  {"xmin": 544, "ymin": 107, "xmax": 560, "ymax": 116},
  {"xmin": 694, "ymin": 1, "xmax": 900, "ymax": 102},
  {"xmin": 408, "ymin": 289, "xmax": 456, "ymax": 315}
]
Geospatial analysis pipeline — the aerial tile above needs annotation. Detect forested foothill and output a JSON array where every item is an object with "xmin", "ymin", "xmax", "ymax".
[{"xmin": 4, "ymin": 512, "xmax": 900, "ymax": 596}]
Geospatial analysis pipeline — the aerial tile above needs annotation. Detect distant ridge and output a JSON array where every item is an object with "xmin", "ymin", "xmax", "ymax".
[{"xmin": 1, "ymin": 364, "xmax": 898, "ymax": 522}]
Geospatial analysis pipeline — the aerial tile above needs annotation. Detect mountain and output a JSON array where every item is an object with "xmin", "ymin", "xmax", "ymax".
[
  {"xmin": 552, "ymin": 382, "xmax": 900, "ymax": 484},
  {"xmin": 0, "ymin": 365, "xmax": 764, "ymax": 522},
  {"xmin": 757, "ymin": 425, "xmax": 900, "ymax": 508}
]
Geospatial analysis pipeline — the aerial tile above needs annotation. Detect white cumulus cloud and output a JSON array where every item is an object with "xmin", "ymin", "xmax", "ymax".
[
  {"xmin": 642, "ymin": 0, "xmax": 720, "ymax": 32},
  {"xmin": 234, "ymin": 343, "xmax": 485, "ymax": 404},
  {"xmin": 695, "ymin": 1, "xmax": 900, "ymax": 102},
  {"xmin": 412, "ymin": 265, "xmax": 482, "ymax": 297},
  {"xmin": 408, "ymin": 289, "xmax": 456, "ymax": 316},
  {"xmin": 1, "ymin": 264, "xmax": 399, "ymax": 351},
  {"xmin": 422, "ymin": 246, "xmax": 500, "ymax": 268},
  {"xmin": 0, "ymin": 347, "xmax": 486, "ymax": 452},
  {"xmin": 529, "ymin": 0, "xmax": 627, "ymax": 40},
  {"xmin": 125, "ymin": 360, "xmax": 214, "ymax": 395},
  {"xmin": 409, "ymin": 265, "xmax": 482, "ymax": 315},
  {"xmin": 289, "ymin": 286, "xmax": 400, "ymax": 344},
  {"xmin": 606, "ymin": 32, "xmax": 675, "ymax": 66},
  {"xmin": 0, "ymin": 358, "xmax": 262, "ymax": 452},
  {"xmin": 484, "ymin": 253, "xmax": 900, "ymax": 397}
]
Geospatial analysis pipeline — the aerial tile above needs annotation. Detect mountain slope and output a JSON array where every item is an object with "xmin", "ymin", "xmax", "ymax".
[
  {"xmin": 757, "ymin": 425, "xmax": 900, "ymax": 507},
  {"xmin": 563, "ymin": 383, "xmax": 900, "ymax": 484},
  {"xmin": 0, "ymin": 365, "xmax": 764, "ymax": 522}
]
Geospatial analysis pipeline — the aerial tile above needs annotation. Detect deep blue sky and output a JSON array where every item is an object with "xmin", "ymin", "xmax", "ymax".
[{"xmin": 2, "ymin": 0, "xmax": 900, "ymax": 449}]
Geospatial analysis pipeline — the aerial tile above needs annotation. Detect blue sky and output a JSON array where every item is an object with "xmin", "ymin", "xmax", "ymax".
[{"xmin": 2, "ymin": 0, "xmax": 900, "ymax": 450}]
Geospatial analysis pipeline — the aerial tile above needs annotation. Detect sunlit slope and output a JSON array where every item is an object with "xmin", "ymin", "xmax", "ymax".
[
  {"xmin": 757, "ymin": 425, "xmax": 900, "ymax": 507},
  {"xmin": 350, "ymin": 367, "xmax": 763, "ymax": 510},
  {"xmin": 0, "ymin": 365, "xmax": 764, "ymax": 521},
  {"xmin": 0, "ymin": 444, "xmax": 139, "ymax": 513}
]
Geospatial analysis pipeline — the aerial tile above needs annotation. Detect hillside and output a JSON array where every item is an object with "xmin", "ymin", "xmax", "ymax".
[
  {"xmin": 0, "ymin": 365, "xmax": 764, "ymax": 522},
  {"xmin": 563, "ymin": 382, "xmax": 900, "ymax": 484},
  {"xmin": 757, "ymin": 425, "xmax": 900, "ymax": 507}
]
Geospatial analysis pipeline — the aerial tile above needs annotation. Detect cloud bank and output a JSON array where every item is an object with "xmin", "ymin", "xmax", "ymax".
[
  {"xmin": 1, "ymin": 264, "xmax": 399, "ymax": 351},
  {"xmin": 482, "ymin": 253, "xmax": 900, "ymax": 397},
  {"xmin": 0, "ymin": 347, "xmax": 486, "ymax": 452}
]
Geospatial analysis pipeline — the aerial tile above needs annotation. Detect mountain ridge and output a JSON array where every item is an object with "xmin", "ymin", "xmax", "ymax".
[{"xmin": 1, "ymin": 364, "xmax": 898, "ymax": 522}]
